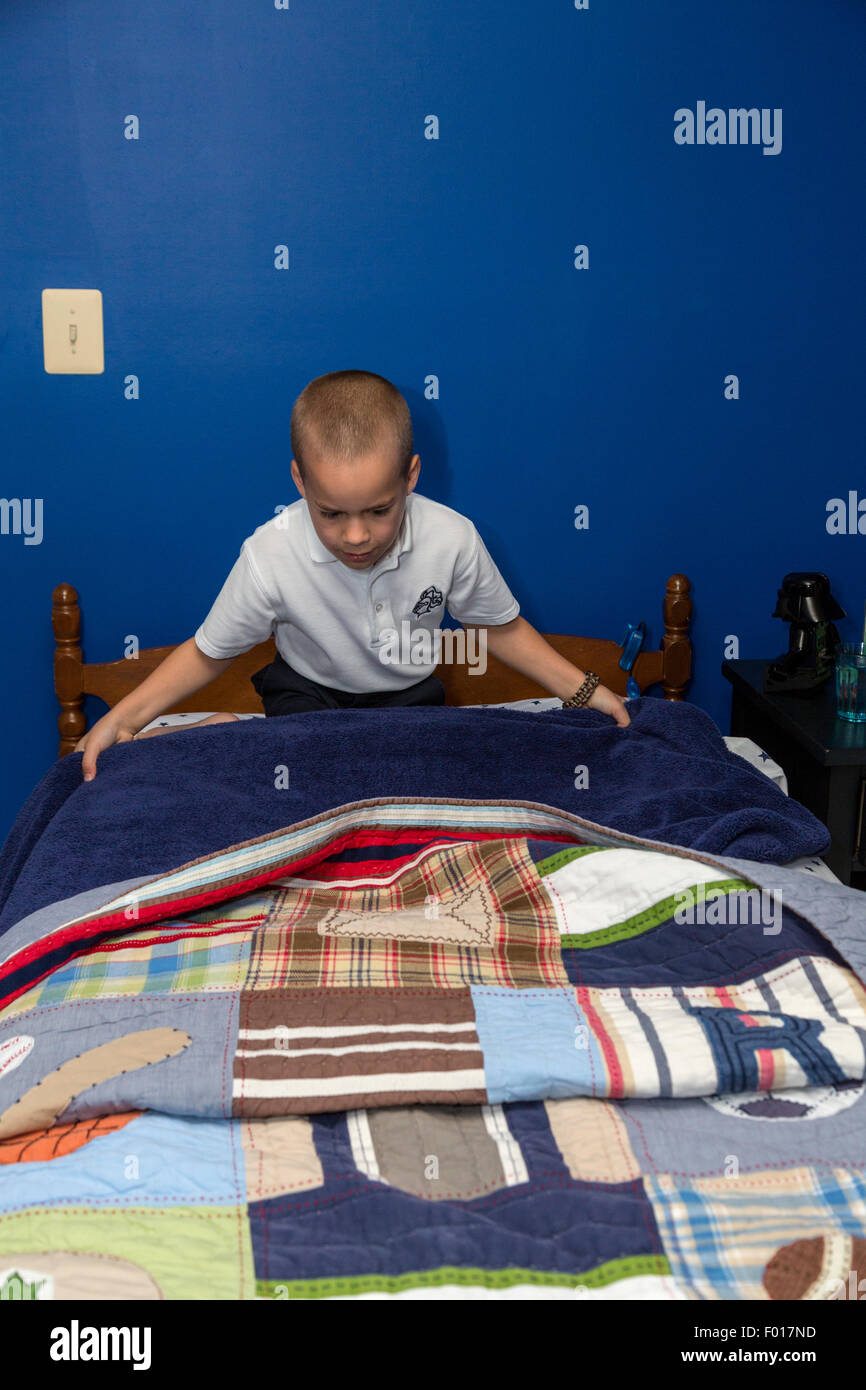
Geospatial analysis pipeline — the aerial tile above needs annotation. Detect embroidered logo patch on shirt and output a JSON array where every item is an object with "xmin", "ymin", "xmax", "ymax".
[{"xmin": 412, "ymin": 585, "xmax": 444, "ymax": 618}]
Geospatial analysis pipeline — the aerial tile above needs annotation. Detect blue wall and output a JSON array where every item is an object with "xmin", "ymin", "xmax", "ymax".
[{"xmin": 1, "ymin": 1, "xmax": 864, "ymax": 841}]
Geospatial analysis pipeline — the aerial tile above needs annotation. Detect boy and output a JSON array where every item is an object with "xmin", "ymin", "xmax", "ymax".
[{"xmin": 77, "ymin": 370, "xmax": 629, "ymax": 780}]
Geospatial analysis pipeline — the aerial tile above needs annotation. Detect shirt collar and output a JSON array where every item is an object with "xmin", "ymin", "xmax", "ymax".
[{"xmin": 301, "ymin": 494, "xmax": 414, "ymax": 567}]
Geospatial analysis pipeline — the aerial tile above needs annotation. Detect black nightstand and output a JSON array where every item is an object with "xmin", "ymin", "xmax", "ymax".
[{"xmin": 722, "ymin": 659, "xmax": 866, "ymax": 888}]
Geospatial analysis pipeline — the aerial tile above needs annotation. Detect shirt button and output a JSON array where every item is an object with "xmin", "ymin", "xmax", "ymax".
[{"xmin": 375, "ymin": 603, "xmax": 383, "ymax": 613}]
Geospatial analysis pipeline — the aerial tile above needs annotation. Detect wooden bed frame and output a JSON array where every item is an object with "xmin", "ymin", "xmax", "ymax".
[{"xmin": 52, "ymin": 574, "xmax": 693, "ymax": 758}]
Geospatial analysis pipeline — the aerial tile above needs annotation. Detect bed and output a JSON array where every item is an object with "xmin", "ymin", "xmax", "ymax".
[
  {"xmin": 0, "ymin": 571, "xmax": 864, "ymax": 1303},
  {"xmin": 50, "ymin": 575, "xmax": 696, "ymax": 753}
]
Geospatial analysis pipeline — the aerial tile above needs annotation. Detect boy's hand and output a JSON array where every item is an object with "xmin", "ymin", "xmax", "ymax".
[
  {"xmin": 479, "ymin": 618, "xmax": 634, "ymax": 729},
  {"xmin": 585, "ymin": 683, "xmax": 631, "ymax": 728},
  {"xmin": 75, "ymin": 713, "xmax": 138, "ymax": 782},
  {"xmin": 70, "ymin": 638, "xmax": 238, "ymax": 781}
]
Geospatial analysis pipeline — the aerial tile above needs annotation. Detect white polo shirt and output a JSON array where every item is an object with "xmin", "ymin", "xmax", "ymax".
[{"xmin": 194, "ymin": 492, "xmax": 520, "ymax": 692}]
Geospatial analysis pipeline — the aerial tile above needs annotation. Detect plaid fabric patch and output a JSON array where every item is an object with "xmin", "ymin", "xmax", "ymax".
[
  {"xmin": 245, "ymin": 836, "xmax": 566, "ymax": 990},
  {"xmin": 2, "ymin": 927, "xmax": 255, "ymax": 1016},
  {"xmin": 644, "ymin": 1165, "xmax": 866, "ymax": 1299}
]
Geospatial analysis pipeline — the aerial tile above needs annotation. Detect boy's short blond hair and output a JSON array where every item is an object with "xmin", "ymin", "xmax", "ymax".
[{"xmin": 291, "ymin": 370, "xmax": 414, "ymax": 480}]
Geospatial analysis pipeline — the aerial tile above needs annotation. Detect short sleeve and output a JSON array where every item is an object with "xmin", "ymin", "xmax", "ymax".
[
  {"xmin": 446, "ymin": 525, "xmax": 520, "ymax": 626},
  {"xmin": 194, "ymin": 545, "xmax": 278, "ymax": 659}
]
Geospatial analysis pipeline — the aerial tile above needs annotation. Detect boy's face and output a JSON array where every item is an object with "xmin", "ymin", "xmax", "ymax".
[{"xmin": 291, "ymin": 440, "xmax": 420, "ymax": 571}]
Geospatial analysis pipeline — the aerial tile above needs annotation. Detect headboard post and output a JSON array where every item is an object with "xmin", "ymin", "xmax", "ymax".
[
  {"xmin": 52, "ymin": 583, "xmax": 86, "ymax": 756},
  {"xmin": 661, "ymin": 573, "xmax": 693, "ymax": 700}
]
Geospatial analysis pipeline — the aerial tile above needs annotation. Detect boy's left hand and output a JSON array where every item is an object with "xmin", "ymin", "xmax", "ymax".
[{"xmin": 585, "ymin": 683, "xmax": 631, "ymax": 727}]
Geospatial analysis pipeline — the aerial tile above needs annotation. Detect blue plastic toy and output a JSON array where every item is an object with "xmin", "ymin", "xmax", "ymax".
[{"xmin": 618, "ymin": 621, "xmax": 645, "ymax": 699}]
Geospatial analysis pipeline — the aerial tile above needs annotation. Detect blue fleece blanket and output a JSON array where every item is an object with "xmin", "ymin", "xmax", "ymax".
[{"xmin": 0, "ymin": 698, "xmax": 828, "ymax": 941}]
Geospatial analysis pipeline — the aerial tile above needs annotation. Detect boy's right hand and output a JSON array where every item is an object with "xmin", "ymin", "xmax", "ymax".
[
  {"xmin": 70, "ymin": 637, "xmax": 235, "ymax": 781},
  {"xmin": 75, "ymin": 714, "xmax": 139, "ymax": 781}
]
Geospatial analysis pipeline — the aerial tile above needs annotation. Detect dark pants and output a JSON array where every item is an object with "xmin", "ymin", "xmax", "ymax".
[{"xmin": 251, "ymin": 651, "xmax": 446, "ymax": 717}]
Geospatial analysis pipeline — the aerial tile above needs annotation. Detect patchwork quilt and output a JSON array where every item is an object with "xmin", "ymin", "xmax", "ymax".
[{"xmin": 1, "ymin": 704, "xmax": 865, "ymax": 1301}]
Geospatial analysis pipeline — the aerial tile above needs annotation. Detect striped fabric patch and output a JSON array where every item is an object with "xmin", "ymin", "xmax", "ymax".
[
  {"xmin": 233, "ymin": 988, "xmax": 487, "ymax": 1114},
  {"xmin": 577, "ymin": 955, "xmax": 866, "ymax": 1098}
]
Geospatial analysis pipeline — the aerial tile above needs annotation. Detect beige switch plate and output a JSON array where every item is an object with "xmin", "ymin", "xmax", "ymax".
[{"xmin": 42, "ymin": 288, "xmax": 104, "ymax": 373}]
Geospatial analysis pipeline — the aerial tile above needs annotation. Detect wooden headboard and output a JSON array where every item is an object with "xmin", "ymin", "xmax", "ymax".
[{"xmin": 52, "ymin": 574, "xmax": 693, "ymax": 757}]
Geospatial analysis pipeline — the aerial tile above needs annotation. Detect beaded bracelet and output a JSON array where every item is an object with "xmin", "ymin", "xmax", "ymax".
[{"xmin": 561, "ymin": 671, "xmax": 601, "ymax": 708}]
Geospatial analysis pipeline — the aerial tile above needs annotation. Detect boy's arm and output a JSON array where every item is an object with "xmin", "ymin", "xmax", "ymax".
[
  {"xmin": 472, "ymin": 616, "xmax": 631, "ymax": 728},
  {"xmin": 76, "ymin": 638, "xmax": 236, "ymax": 780}
]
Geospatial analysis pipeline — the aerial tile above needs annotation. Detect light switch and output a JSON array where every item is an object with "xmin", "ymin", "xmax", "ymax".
[{"xmin": 42, "ymin": 289, "xmax": 104, "ymax": 374}]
